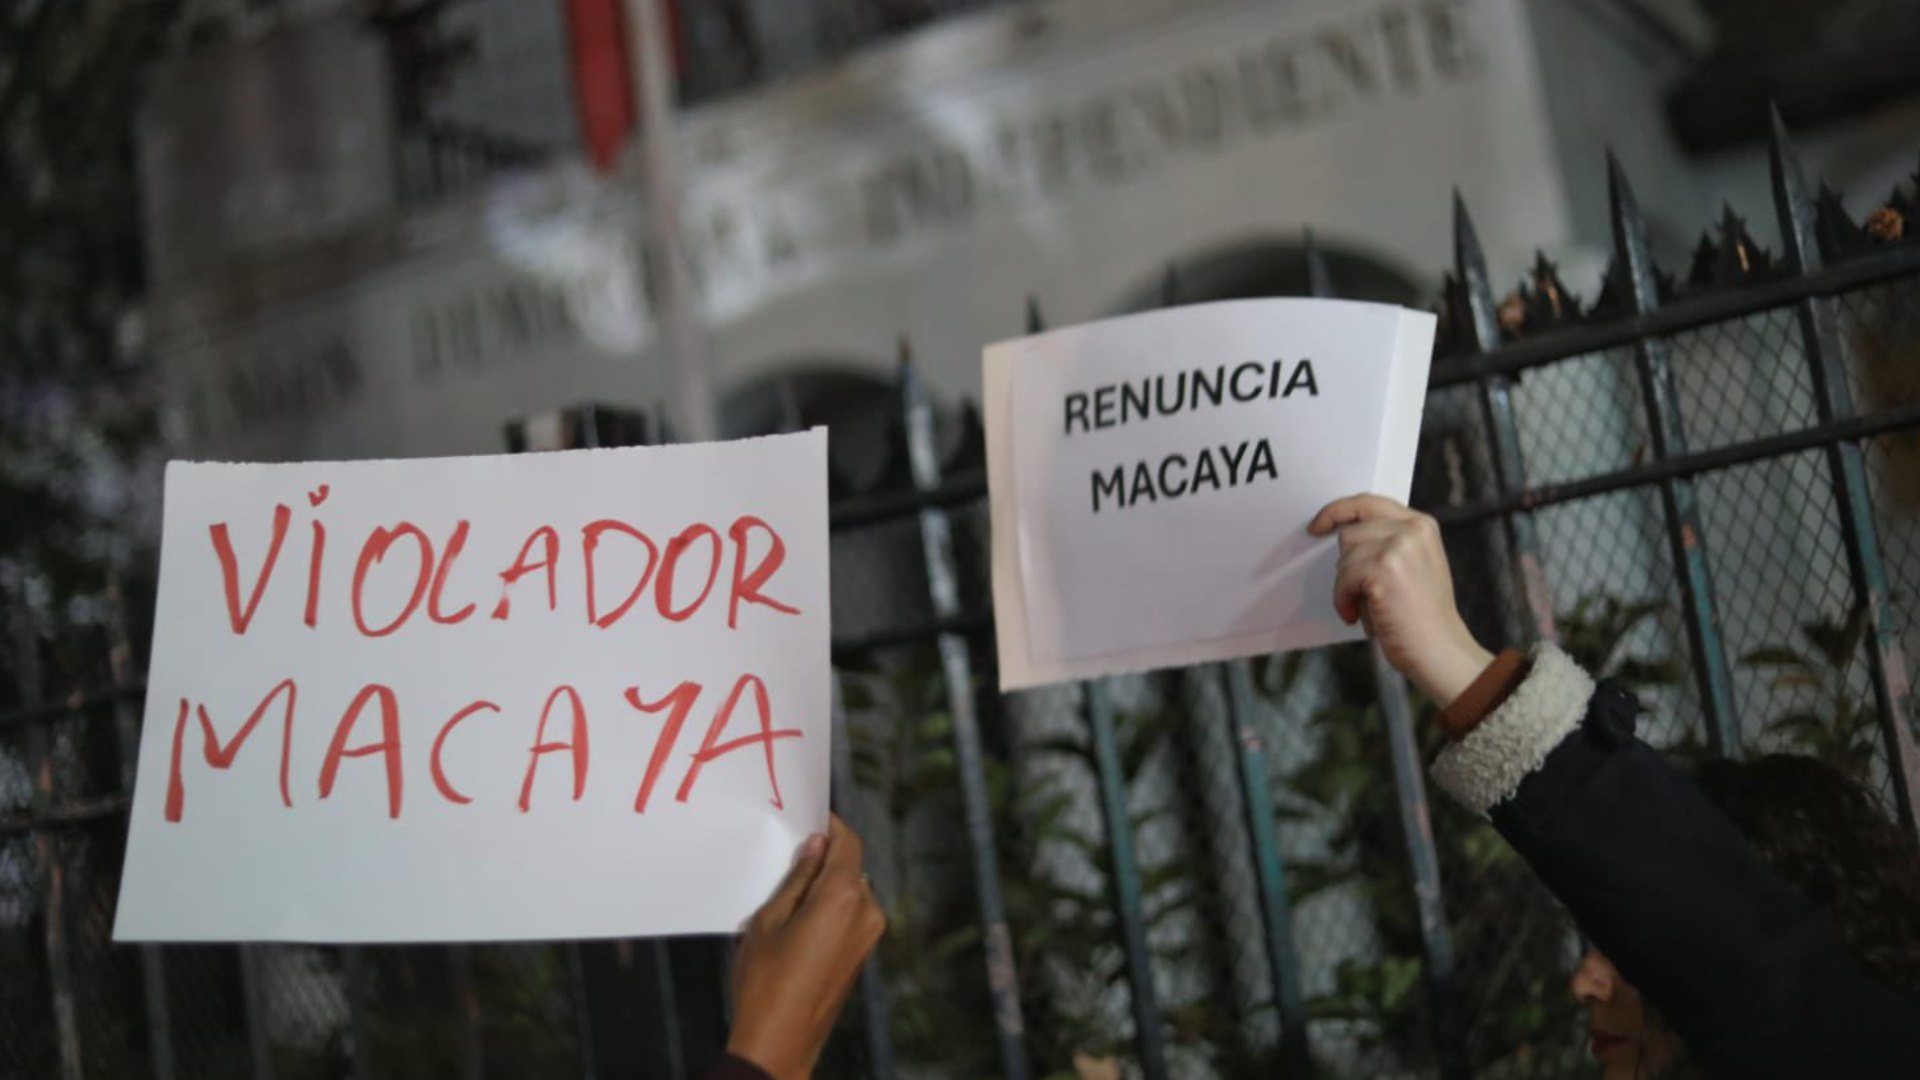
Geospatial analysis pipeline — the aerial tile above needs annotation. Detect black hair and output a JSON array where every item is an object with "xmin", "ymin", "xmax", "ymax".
[{"xmin": 1692, "ymin": 753, "xmax": 1920, "ymax": 997}]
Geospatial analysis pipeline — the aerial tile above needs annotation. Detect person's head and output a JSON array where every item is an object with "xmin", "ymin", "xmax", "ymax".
[
  {"xmin": 1569, "ymin": 753, "xmax": 1920, "ymax": 1079},
  {"xmin": 1571, "ymin": 947, "xmax": 1682, "ymax": 1079}
]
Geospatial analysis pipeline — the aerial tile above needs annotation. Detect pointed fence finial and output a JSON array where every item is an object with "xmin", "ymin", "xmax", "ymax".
[
  {"xmin": 1303, "ymin": 228, "xmax": 1334, "ymax": 298},
  {"xmin": 1881, "ymin": 159, "xmax": 1917, "ymax": 238},
  {"xmin": 1606, "ymin": 150, "xmax": 1660, "ymax": 315},
  {"xmin": 1451, "ymin": 188, "xmax": 1501, "ymax": 351},
  {"xmin": 947, "ymin": 401, "xmax": 987, "ymax": 473},
  {"xmin": 1026, "ymin": 296, "xmax": 1045, "ymax": 334},
  {"xmin": 1686, "ymin": 231, "xmax": 1721, "ymax": 288},
  {"xmin": 1715, "ymin": 203, "xmax": 1767, "ymax": 281},
  {"xmin": 1527, "ymin": 251, "xmax": 1575, "ymax": 325},
  {"xmin": 1769, "ymin": 103, "xmax": 1821, "ymax": 271},
  {"xmin": 1813, "ymin": 182, "xmax": 1869, "ymax": 257}
]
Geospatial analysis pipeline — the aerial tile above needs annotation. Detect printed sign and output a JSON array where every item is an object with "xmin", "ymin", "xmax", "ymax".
[
  {"xmin": 984, "ymin": 300, "xmax": 1433, "ymax": 689},
  {"xmin": 113, "ymin": 431, "xmax": 829, "ymax": 942}
]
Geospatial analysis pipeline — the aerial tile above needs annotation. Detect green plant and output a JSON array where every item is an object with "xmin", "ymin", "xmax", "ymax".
[
  {"xmin": 1018, "ymin": 693, "xmax": 1235, "ymax": 1068},
  {"xmin": 832, "ymin": 590, "xmax": 1687, "ymax": 1077},
  {"xmin": 836, "ymin": 654, "xmax": 991, "ymax": 1074},
  {"xmin": 1556, "ymin": 594, "xmax": 1687, "ymax": 693},
  {"xmin": 1741, "ymin": 607, "xmax": 1880, "ymax": 774},
  {"xmin": 838, "ymin": 653, "xmax": 1221, "ymax": 1077}
]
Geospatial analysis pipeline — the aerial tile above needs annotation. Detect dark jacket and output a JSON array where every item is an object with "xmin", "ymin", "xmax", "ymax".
[{"xmin": 1429, "ymin": 646, "xmax": 1920, "ymax": 1077}]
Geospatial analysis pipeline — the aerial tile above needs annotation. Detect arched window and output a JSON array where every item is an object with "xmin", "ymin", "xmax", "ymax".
[{"xmin": 720, "ymin": 364, "xmax": 902, "ymax": 492}]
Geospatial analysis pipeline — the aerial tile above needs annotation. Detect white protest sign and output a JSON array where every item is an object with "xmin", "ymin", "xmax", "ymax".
[
  {"xmin": 984, "ymin": 300, "xmax": 1433, "ymax": 690},
  {"xmin": 114, "ymin": 431, "xmax": 829, "ymax": 942}
]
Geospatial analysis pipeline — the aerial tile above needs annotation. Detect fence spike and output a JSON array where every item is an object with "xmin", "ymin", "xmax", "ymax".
[
  {"xmin": 1608, "ymin": 150, "xmax": 1743, "ymax": 754},
  {"xmin": 1457, "ymin": 191, "xmax": 1562, "ymax": 643},
  {"xmin": 1686, "ymin": 232, "xmax": 1722, "ymax": 288},
  {"xmin": 1769, "ymin": 104, "xmax": 1821, "ymax": 271},
  {"xmin": 1891, "ymin": 186, "xmax": 1918, "ymax": 226},
  {"xmin": 826, "ymin": 673, "xmax": 899, "ymax": 1078},
  {"xmin": 1716, "ymin": 203, "xmax": 1767, "ymax": 283},
  {"xmin": 1813, "ymin": 182, "xmax": 1869, "ymax": 257},
  {"xmin": 866, "ymin": 337, "xmax": 921, "ymax": 495},
  {"xmin": 1770, "ymin": 105, "xmax": 1920, "ymax": 840},
  {"xmin": 1526, "ymin": 251, "xmax": 1576, "ymax": 326},
  {"xmin": 10, "ymin": 608, "xmax": 84, "ymax": 1080},
  {"xmin": 1302, "ymin": 228, "xmax": 1334, "ymax": 298},
  {"xmin": 1433, "ymin": 275, "xmax": 1465, "ymax": 357},
  {"xmin": 1881, "ymin": 153, "xmax": 1912, "ymax": 228},
  {"xmin": 1160, "ymin": 263, "xmax": 1181, "ymax": 306},
  {"xmin": 1606, "ymin": 151, "xmax": 1659, "ymax": 312},
  {"xmin": 946, "ymin": 402, "xmax": 986, "ymax": 473},
  {"xmin": 1451, "ymin": 190, "xmax": 1502, "ymax": 351},
  {"xmin": 1218, "ymin": 662, "xmax": 1315, "ymax": 1074},
  {"xmin": 899, "ymin": 349, "xmax": 1033, "ymax": 1078},
  {"xmin": 1018, "ymin": 296, "xmax": 1171, "ymax": 1074}
]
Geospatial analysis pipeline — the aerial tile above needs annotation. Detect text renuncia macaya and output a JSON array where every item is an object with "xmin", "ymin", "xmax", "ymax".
[{"xmin": 1065, "ymin": 359, "xmax": 1317, "ymax": 513}]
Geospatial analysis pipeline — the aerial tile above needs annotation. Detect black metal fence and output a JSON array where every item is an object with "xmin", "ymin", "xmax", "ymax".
[{"xmin": 5, "ymin": 114, "xmax": 1920, "ymax": 1079}]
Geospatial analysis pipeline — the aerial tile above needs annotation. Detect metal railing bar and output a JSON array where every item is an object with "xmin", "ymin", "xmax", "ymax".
[{"xmin": 1430, "ymin": 401, "xmax": 1920, "ymax": 527}]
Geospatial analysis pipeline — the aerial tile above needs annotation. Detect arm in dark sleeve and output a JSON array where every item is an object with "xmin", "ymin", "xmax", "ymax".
[
  {"xmin": 1429, "ymin": 646, "xmax": 1920, "ymax": 1078},
  {"xmin": 700, "ymin": 1054, "xmax": 773, "ymax": 1080}
]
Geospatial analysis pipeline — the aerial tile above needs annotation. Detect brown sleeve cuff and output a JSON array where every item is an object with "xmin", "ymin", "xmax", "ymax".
[{"xmin": 1437, "ymin": 648, "xmax": 1531, "ymax": 740}]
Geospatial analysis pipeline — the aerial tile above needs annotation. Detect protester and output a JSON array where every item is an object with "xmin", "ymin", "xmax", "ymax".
[
  {"xmin": 1310, "ymin": 494, "xmax": 1920, "ymax": 1077},
  {"xmin": 704, "ymin": 814, "xmax": 886, "ymax": 1080},
  {"xmin": 1571, "ymin": 753, "xmax": 1920, "ymax": 1078},
  {"xmin": 1568, "ymin": 946, "xmax": 1685, "ymax": 1079}
]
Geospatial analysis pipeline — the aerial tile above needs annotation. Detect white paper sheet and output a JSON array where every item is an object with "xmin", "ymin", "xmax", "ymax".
[
  {"xmin": 114, "ymin": 430, "xmax": 830, "ymax": 942},
  {"xmin": 985, "ymin": 300, "xmax": 1433, "ymax": 690}
]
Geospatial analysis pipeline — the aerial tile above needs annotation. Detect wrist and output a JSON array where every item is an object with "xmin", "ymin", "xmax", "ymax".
[
  {"xmin": 1412, "ymin": 623, "xmax": 1495, "ymax": 709},
  {"xmin": 725, "ymin": 1032, "xmax": 807, "ymax": 1080}
]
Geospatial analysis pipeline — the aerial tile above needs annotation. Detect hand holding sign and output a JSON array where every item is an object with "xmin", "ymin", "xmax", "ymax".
[
  {"xmin": 1309, "ymin": 494, "xmax": 1494, "ymax": 708},
  {"xmin": 728, "ymin": 815, "xmax": 885, "ymax": 1080},
  {"xmin": 115, "ymin": 431, "xmax": 830, "ymax": 943}
]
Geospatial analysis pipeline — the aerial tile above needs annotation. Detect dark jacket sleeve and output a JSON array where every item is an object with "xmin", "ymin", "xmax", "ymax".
[
  {"xmin": 700, "ymin": 1053, "xmax": 773, "ymax": 1080},
  {"xmin": 1430, "ymin": 647, "xmax": 1920, "ymax": 1078}
]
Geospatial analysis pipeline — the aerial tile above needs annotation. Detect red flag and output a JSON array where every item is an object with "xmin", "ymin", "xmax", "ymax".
[{"xmin": 563, "ymin": 0, "xmax": 683, "ymax": 172}]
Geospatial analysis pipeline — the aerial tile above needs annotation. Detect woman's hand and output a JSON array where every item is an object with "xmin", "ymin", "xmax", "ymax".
[
  {"xmin": 726, "ymin": 815, "xmax": 885, "ymax": 1080},
  {"xmin": 1308, "ymin": 494, "xmax": 1494, "ymax": 708}
]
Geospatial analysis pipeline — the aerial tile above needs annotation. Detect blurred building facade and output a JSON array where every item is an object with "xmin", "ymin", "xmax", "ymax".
[{"xmin": 134, "ymin": 0, "xmax": 1756, "ymax": 468}]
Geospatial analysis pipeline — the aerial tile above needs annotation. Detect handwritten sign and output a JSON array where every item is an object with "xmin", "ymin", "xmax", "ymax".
[
  {"xmin": 984, "ymin": 300, "xmax": 1433, "ymax": 689},
  {"xmin": 113, "ymin": 431, "xmax": 829, "ymax": 942}
]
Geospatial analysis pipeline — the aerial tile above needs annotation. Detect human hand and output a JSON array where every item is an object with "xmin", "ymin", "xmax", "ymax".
[
  {"xmin": 726, "ymin": 815, "xmax": 885, "ymax": 1080},
  {"xmin": 1308, "ymin": 494, "xmax": 1494, "ymax": 708}
]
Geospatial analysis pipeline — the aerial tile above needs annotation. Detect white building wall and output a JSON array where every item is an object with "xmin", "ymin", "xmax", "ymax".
[{"xmin": 146, "ymin": 0, "xmax": 1585, "ymax": 463}]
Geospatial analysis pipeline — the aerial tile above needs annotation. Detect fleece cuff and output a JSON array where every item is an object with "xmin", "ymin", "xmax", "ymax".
[{"xmin": 1430, "ymin": 645, "xmax": 1594, "ymax": 816}]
